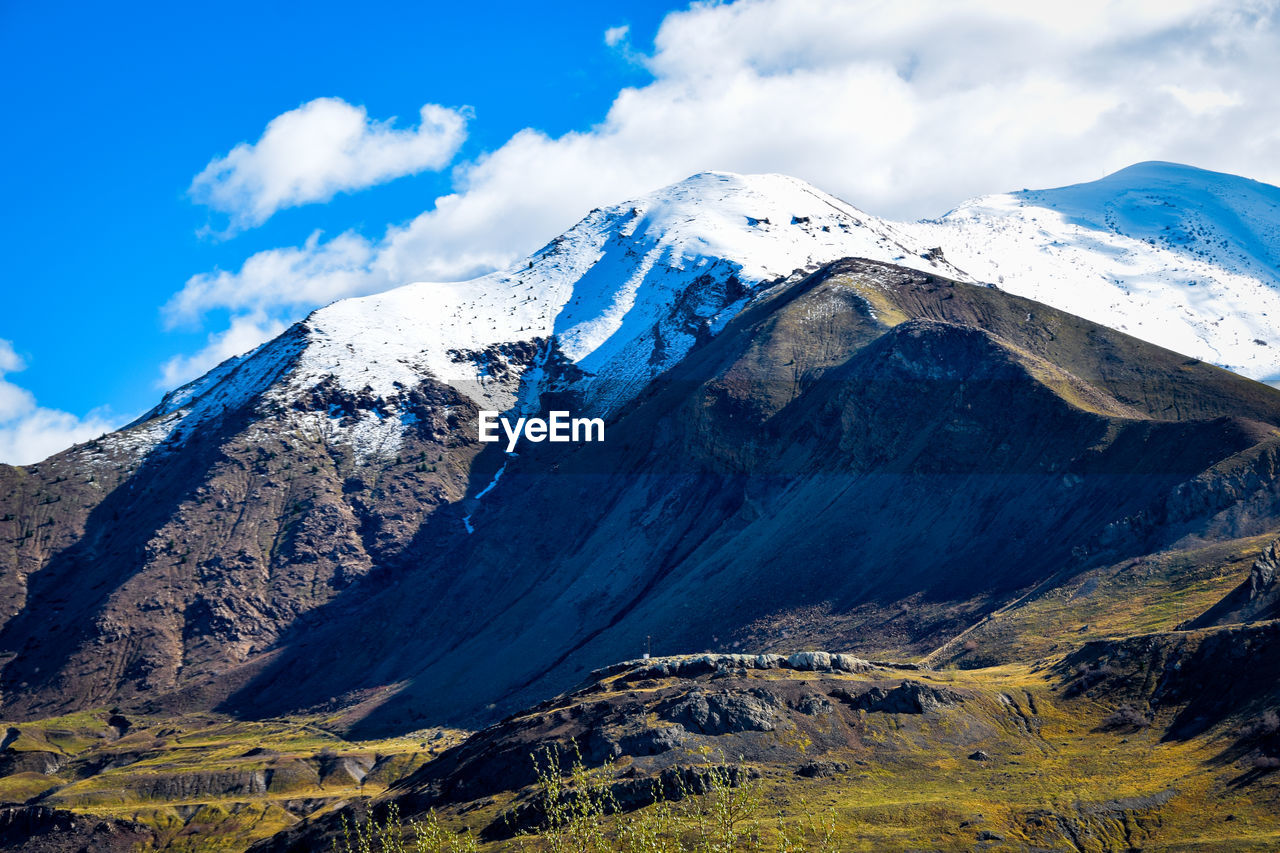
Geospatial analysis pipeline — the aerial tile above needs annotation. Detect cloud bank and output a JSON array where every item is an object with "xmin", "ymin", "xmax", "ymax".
[
  {"xmin": 0, "ymin": 340, "xmax": 121, "ymax": 466},
  {"xmin": 190, "ymin": 97, "xmax": 468, "ymax": 229},
  {"xmin": 162, "ymin": 0, "xmax": 1280, "ymax": 388}
]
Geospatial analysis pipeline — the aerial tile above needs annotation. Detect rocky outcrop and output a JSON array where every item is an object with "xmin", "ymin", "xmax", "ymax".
[
  {"xmin": 599, "ymin": 651, "xmax": 872, "ymax": 685},
  {"xmin": 1182, "ymin": 538, "xmax": 1280, "ymax": 629},
  {"xmin": 660, "ymin": 687, "xmax": 781, "ymax": 734},
  {"xmin": 0, "ymin": 750, "xmax": 64, "ymax": 777},
  {"xmin": 832, "ymin": 680, "xmax": 963, "ymax": 714},
  {"xmin": 1250, "ymin": 540, "xmax": 1279, "ymax": 598},
  {"xmin": 0, "ymin": 806, "xmax": 155, "ymax": 852},
  {"xmin": 795, "ymin": 759, "xmax": 849, "ymax": 777},
  {"xmin": 1060, "ymin": 622, "xmax": 1280, "ymax": 739}
]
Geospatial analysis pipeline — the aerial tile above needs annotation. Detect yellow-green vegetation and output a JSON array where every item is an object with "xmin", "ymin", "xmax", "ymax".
[
  {"xmin": 842, "ymin": 276, "xmax": 910, "ymax": 328},
  {"xmin": 0, "ymin": 771, "xmax": 61, "ymax": 802},
  {"xmin": 0, "ymin": 709, "xmax": 465, "ymax": 852},
  {"xmin": 926, "ymin": 533, "xmax": 1272, "ymax": 668},
  {"xmin": 333, "ymin": 748, "xmax": 839, "ymax": 853},
  {"xmin": 4, "ymin": 655, "xmax": 1279, "ymax": 850},
  {"xmin": 322, "ymin": 660, "xmax": 1278, "ymax": 852}
]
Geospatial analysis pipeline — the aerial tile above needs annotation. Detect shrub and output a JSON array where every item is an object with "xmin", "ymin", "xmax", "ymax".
[
  {"xmin": 327, "ymin": 746, "xmax": 846, "ymax": 852},
  {"xmin": 331, "ymin": 802, "xmax": 476, "ymax": 853},
  {"xmin": 1100, "ymin": 704, "xmax": 1150, "ymax": 730},
  {"xmin": 1067, "ymin": 662, "xmax": 1116, "ymax": 696}
]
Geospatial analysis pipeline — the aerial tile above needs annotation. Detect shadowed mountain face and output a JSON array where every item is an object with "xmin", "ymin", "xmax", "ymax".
[
  {"xmin": 4, "ymin": 247, "xmax": 1280, "ymax": 733},
  {"xmin": 193, "ymin": 260, "xmax": 1278, "ymax": 734}
]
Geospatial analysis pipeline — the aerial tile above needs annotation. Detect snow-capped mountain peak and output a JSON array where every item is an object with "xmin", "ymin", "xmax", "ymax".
[
  {"xmin": 127, "ymin": 171, "xmax": 966, "ymax": 461},
  {"xmin": 118, "ymin": 163, "xmax": 1280, "ymax": 467},
  {"xmin": 296, "ymin": 171, "xmax": 965, "ymax": 405},
  {"xmin": 911, "ymin": 162, "xmax": 1280, "ymax": 382}
]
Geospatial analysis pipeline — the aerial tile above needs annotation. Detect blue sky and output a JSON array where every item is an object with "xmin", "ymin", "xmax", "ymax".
[
  {"xmin": 0, "ymin": 0, "xmax": 672, "ymax": 457},
  {"xmin": 2, "ymin": 0, "xmax": 1278, "ymax": 463}
]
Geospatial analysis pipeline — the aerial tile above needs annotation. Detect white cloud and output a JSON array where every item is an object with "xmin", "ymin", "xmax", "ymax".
[
  {"xmin": 164, "ymin": 230, "xmax": 385, "ymax": 327},
  {"xmin": 604, "ymin": 24, "xmax": 630, "ymax": 47},
  {"xmin": 0, "ymin": 340, "xmax": 122, "ymax": 465},
  {"xmin": 161, "ymin": 0, "xmax": 1280, "ymax": 386},
  {"xmin": 190, "ymin": 97, "xmax": 468, "ymax": 229}
]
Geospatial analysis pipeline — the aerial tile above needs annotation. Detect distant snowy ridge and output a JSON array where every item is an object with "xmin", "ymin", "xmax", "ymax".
[{"xmin": 907, "ymin": 162, "xmax": 1280, "ymax": 384}]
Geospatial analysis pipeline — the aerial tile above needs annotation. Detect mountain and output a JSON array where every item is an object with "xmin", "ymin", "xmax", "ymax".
[
  {"xmin": 4, "ymin": 165, "xmax": 1280, "ymax": 850},
  {"xmin": 142, "ymin": 171, "xmax": 966, "ymax": 444},
  {"xmin": 0, "ymin": 172, "xmax": 965, "ymax": 720},
  {"xmin": 909, "ymin": 161, "xmax": 1280, "ymax": 384},
  {"xmin": 2, "ymin": 167, "xmax": 1280, "ymax": 729},
  {"xmin": 216, "ymin": 256, "xmax": 1280, "ymax": 733}
]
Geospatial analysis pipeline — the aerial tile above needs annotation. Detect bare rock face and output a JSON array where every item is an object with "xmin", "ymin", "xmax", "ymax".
[
  {"xmin": 832, "ymin": 680, "xmax": 964, "ymax": 714},
  {"xmin": 0, "ymin": 749, "xmax": 65, "ymax": 776},
  {"xmin": 0, "ymin": 366, "xmax": 484, "ymax": 721},
  {"xmin": 0, "ymin": 806, "xmax": 156, "ymax": 853},
  {"xmin": 661, "ymin": 687, "xmax": 782, "ymax": 734},
  {"xmin": 601, "ymin": 651, "xmax": 871, "ymax": 684},
  {"xmin": 1250, "ymin": 540, "xmax": 1279, "ymax": 599}
]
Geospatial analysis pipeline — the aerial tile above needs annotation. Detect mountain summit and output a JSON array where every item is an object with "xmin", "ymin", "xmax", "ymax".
[{"xmin": 138, "ymin": 171, "xmax": 965, "ymax": 467}]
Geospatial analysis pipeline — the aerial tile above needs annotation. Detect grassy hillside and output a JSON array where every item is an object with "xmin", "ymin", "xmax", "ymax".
[{"xmin": 0, "ymin": 710, "xmax": 463, "ymax": 851}]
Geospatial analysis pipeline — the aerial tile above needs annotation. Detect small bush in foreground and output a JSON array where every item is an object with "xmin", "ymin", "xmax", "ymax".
[{"xmin": 332, "ymin": 802, "xmax": 477, "ymax": 853}]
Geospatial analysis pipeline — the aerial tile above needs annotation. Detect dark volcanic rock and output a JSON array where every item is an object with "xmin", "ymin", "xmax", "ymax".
[
  {"xmin": 0, "ymin": 806, "xmax": 156, "ymax": 852},
  {"xmin": 0, "ymin": 750, "xmax": 65, "ymax": 776},
  {"xmin": 833, "ymin": 680, "xmax": 963, "ymax": 714},
  {"xmin": 1250, "ymin": 540, "xmax": 1279, "ymax": 597},
  {"xmin": 616, "ymin": 725, "xmax": 689, "ymax": 756},
  {"xmin": 796, "ymin": 759, "xmax": 849, "ymax": 778},
  {"xmin": 661, "ymin": 688, "xmax": 782, "ymax": 734}
]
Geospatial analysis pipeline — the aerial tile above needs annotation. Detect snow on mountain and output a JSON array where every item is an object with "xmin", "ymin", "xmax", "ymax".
[
  {"xmin": 103, "ymin": 163, "xmax": 1280, "ymax": 466},
  {"xmin": 294, "ymin": 171, "xmax": 966, "ymax": 414},
  {"xmin": 115, "ymin": 172, "xmax": 965, "ymax": 461},
  {"xmin": 907, "ymin": 162, "xmax": 1280, "ymax": 383}
]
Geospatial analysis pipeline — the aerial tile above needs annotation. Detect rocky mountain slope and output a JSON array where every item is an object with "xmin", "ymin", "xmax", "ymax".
[
  {"xmin": 0, "ymin": 173, "xmax": 966, "ymax": 722},
  {"xmin": 217, "ymin": 258, "xmax": 1280, "ymax": 735},
  {"xmin": 2, "ymin": 168, "xmax": 1280, "ymax": 736}
]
